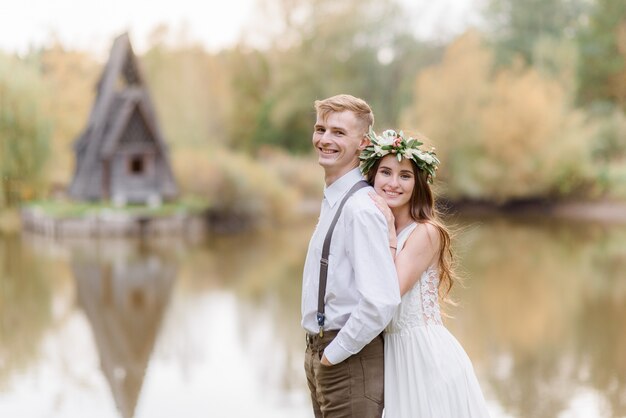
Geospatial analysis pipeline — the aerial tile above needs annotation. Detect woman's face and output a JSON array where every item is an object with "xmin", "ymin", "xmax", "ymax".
[{"xmin": 373, "ymin": 154, "xmax": 415, "ymax": 213}]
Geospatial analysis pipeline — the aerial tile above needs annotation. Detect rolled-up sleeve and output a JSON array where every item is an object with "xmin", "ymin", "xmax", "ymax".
[{"xmin": 323, "ymin": 203, "xmax": 401, "ymax": 364}]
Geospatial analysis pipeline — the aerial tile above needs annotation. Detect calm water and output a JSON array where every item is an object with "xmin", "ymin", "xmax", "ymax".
[{"xmin": 1, "ymin": 215, "xmax": 625, "ymax": 418}]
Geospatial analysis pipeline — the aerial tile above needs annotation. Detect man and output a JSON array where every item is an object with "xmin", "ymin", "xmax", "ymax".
[{"xmin": 302, "ymin": 94, "xmax": 401, "ymax": 417}]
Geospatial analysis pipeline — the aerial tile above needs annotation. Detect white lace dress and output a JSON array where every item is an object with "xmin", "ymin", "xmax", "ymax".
[{"xmin": 384, "ymin": 223, "xmax": 490, "ymax": 418}]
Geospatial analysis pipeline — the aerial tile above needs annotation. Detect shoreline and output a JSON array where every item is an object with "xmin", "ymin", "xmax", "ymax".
[
  {"xmin": 441, "ymin": 199, "xmax": 626, "ymax": 224},
  {"xmin": 2, "ymin": 198, "xmax": 626, "ymax": 236}
]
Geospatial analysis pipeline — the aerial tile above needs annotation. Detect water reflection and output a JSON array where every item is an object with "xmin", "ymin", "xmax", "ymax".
[
  {"xmin": 1, "ymin": 216, "xmax": 625, "ymax": 418},
  {"xmin": 137, "ymin": 223, "xmax": 315, "ymax": 417},
  {"xmin": 448, "ymin": 216, "xmax": 626, "ymax": 418},
  {"xmin": 71, "ymin": 240, "xmax": 177, "ymax": 418},
  {"xmin": 0, "ymin": 235, "xmax": 53, "ymax": 389}
]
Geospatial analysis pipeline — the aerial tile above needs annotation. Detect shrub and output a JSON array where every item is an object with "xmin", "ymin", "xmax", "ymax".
[{"xmin": 172, "ymin": 146, "xmax": 298, "ymax": 225}]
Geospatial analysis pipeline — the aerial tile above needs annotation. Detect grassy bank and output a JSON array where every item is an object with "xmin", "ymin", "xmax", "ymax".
[{"xmin": 22, "ymin": 198, "xmax": 209, "ymax": 219}]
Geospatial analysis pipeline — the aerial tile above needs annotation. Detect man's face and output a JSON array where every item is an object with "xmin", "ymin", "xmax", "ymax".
[{"xmin": 312, "ymin": 111, "xmax": 368, "ymax": 183}]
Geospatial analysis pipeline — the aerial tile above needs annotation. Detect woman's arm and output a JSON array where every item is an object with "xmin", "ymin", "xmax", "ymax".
[{"xmin": 394, "ymin": 224, "xmax": 439, "ymax": 295}]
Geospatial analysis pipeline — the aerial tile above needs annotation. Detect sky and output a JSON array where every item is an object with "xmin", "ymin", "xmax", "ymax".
[{"xmin": 0, "ymin": 0, "xmax": 480, "ymax": 57}]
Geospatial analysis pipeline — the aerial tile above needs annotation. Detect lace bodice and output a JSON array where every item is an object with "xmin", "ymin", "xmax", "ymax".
[{"xmin": 386, "ymin": 223, "xmax": 443, "ymax": 334}]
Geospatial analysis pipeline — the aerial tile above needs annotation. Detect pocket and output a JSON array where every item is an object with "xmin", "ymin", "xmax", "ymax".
[
  {"xmin": 360, "ymin": 355, "xmax": 384, "ymax": 404},
  {"xmin": 318, "ymin": 358, "xmax": 347, "ymax": 375},
  {"xmin": 317, "ymin": 359, "xmax": 351, "ymax": 405}
]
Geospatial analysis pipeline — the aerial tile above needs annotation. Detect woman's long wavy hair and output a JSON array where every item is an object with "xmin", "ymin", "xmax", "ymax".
[{"xmin": 366, "ymin": 157, "xmax": 459, "ymax": 303}]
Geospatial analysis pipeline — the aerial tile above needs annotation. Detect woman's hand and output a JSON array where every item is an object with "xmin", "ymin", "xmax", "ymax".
[
  {"xmin": 369, "ymin": 191, "xmax": 397, "ymax": 247},
  {"xmin": 369, "ymin": 191, "xmax": 394, "ymax": 227}
]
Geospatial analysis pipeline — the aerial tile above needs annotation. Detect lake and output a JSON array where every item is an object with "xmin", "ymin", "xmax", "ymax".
[{"xmin": 1, "ymin": 214, "xmax": 625, "ymax": 418}]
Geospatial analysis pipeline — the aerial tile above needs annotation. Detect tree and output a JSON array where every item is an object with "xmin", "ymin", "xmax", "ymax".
[
  {"xmin": 225, "ymin": 46, "xmax": 273, "ymax": 152},
  {"xmin": 403, "ymin": 31, "xmax": 594, "ymax": 202},
  {"xmin": 577, "ymin": 0, "xmax": 626, "ymax": 109},
  {"xmin": 229, "ymin": 0, "xmax": 440, "ymax": 153},
  {"xmin": 0, "ymin": 53, "xmax": 51, "ymax": 207},
  {"xmin": 142, "ymin": 25, "xmax": 234, "ymax": 150},
  {"xmin": 39, "ymin": 44, "xmax": 99, "ymax": 185},
  {"xmin": 484, "ymin": 0, "xmax": 588, "ymax": 65}
]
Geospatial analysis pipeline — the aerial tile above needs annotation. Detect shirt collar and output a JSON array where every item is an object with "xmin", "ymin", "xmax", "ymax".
[{"xmin": 323, "ymin": 168, "xmax": 364, "ymax": 208}]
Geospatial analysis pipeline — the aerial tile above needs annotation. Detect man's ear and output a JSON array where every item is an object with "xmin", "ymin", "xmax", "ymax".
[{"xmin": 358, "ymin": 134, "xmax": 370, "ymax": 151}]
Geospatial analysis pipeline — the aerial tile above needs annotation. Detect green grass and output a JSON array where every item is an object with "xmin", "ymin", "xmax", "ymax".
[{"xmin": 22, "ymin": 197, "xmax": 210, "ymax": 219}]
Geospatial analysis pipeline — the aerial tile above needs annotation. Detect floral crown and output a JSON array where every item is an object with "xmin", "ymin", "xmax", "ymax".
[{"xmin": 359, "ymin": 127, "xmax": 440, "ymax": 183}]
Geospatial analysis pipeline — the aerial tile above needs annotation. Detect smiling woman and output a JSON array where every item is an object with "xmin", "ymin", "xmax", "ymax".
[{"xmin": 373, "ymin": 156, "xmax": 416, "ymax": 216}]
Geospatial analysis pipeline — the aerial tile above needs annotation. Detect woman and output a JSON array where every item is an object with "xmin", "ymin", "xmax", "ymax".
[{"xmin": 360, "ymin": 128, "xmax": 490, "ymax": 418}]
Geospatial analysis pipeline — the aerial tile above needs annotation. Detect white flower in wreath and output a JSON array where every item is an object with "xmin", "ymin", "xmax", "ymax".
[
  {"xmin": 404, "ymin": 147, "xmax": 421, "ymax": 160},
  {"xmin": 373, "ymin": 144, "xmax": 389, "ymax": 156},
  {"xmin": 382, "ymin": 129, "xmax": 397, "ymax": 139},
  {"xmin": 421, "ymin": 153, "xmax": 435, "ymax": 165},
  {"xmin": 377, "ymin": 136, "xmax": 394, "ymax": 147}
]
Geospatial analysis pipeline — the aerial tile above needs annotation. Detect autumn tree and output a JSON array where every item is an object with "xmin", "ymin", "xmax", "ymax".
[
  {"xmin": 142, "ymin": 25, "xmax": 233, "ymax": 150},
  {"xmin": 403, "ymin": 31, "xmax": 594, "ymax": 202},
  {"xmin": 39, "ymin": 44, "xmax": 99, "ymax": 186}
]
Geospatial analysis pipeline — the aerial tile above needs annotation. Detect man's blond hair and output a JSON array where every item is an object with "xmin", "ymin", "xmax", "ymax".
[{"xmin": 314, "ymin": 94, "xmax": 374, "ymax": 133}]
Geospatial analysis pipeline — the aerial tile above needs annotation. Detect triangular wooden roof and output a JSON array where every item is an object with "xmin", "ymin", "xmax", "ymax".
[{"xmin": 69, "ymin": 33, "xmax": 177, "ymax": 200}]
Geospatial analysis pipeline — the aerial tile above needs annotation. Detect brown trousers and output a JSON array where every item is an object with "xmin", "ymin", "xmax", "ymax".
[{"xmin": 304, "ymin": 330, "xmax": 384, "ymax": 418}]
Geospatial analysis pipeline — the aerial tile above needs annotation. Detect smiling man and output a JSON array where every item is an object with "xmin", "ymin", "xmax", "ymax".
[{"xmin": 302, "ymin": 94, "xmax": 401, "ymax": 417}]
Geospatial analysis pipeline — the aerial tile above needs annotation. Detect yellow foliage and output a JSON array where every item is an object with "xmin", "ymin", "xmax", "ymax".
[
  {"xmin": 256, "ymin": 146, "xmax": 324, "ymax": 200},
  {"xmin": 172, "ymin": 146, "xmax": 298, "ymax": 223},
  {"xmin": 403, "ymin": 30, "xmax": 594, "ymax": 202},
  {"xmin": 40, "ymin": 45, "xmax": 99, "ymax": 185},
  {"xmin": 142, "ymin": 45, "xmax": 233, "ymax": 148}
]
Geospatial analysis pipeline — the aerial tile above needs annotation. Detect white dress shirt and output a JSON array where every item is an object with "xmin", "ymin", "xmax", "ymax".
[{"xmin": 301, "ymin": 168, "xmax": 401, "ymax": 364}]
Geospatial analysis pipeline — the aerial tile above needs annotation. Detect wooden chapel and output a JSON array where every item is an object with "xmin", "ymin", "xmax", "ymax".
[{"xmin": 69, "ymin": 33, "xmax": 177, "ymax": 205}]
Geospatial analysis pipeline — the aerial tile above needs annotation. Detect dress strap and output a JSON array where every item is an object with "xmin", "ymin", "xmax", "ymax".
[{"xmin": 396, "ymin": 222, "xmax": 418, "ymax": 252}]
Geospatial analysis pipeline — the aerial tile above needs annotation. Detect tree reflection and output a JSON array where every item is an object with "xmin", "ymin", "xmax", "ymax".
[
  {"xmin": 70, "ymin": 239, "xmax": 177, "ymax": 418},
  {"xmin": 201, "ymin": 220, "xmax": 314, "ymax": 397},
  {"xmin": 0, "ymin": 235, "xmax": 52, "ymax": 389},
  {"xmin": 451, "ymin": 217, "xmax": 626, "ymax": 418},
  {"xmin": 575, "ymin": 291, "xmax": 626, "ymax": 416}
]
